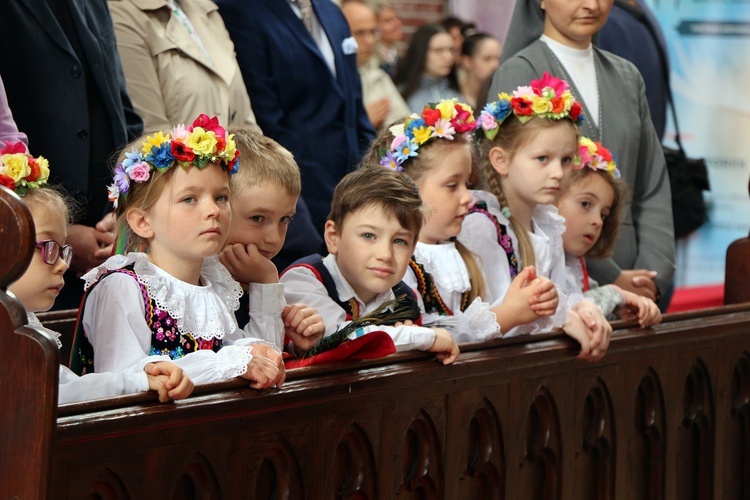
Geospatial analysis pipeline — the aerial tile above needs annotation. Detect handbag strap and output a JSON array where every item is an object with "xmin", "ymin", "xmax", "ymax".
[{"xmin": 613, "ymin": 0, "xmax": 686, "ymax": 155}]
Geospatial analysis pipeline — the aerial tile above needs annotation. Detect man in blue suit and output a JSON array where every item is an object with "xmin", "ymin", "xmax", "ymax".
[{"xmin": 215, "ymin": 0, "xmax": 375, "ymax": 269}]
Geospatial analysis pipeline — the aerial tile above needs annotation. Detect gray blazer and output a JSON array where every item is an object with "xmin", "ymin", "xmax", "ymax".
[{"xmin": 488, "ymin": 40, "xmax": 675, "ymax": 293}]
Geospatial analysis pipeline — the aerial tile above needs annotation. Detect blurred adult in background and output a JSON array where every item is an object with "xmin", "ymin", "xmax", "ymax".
[
  {"xmin": 599, "ymin": 0, "xmax": 669, "ymax": 140},
  {"xmin": 0, "ymin": 0, "xmax": 143, "ymax": 309},
  {"xmin": 394, "ymin": 24, "xmax": 465, "ymax": 113},
  {"xmin": 442, "ymin": 15, "xmax": 472, "ymax": 56},
  {"xmin": 373, "ymin": 2, "xmax": 403, "ymax": 77},
  {"xmin": 215, "ymin": 0, "xmax": 374, "ymax": 270},
  {"xmin": 109, "ymin": 0, "xmax": 260, "ymax": 131},
  {"xmin": 459, "ymin": 32, "xmax": 502, "ymax": 110},
  {"xmin": 342, "ymin": 0, "xmax": 410, "ymax": 130}
]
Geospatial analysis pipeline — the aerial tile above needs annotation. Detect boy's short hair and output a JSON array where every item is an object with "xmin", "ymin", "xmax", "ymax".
[
  {"xmin": 328, "ymin": 167, "xmax": 424, "ymax": 236},
  {"xmin": 228, "ymin": 128, "xmax": 302, "ymax": 196}
]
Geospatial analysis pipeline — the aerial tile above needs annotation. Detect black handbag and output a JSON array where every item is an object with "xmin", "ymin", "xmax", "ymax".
[{"xmin": 615, "ymin": 0, "xmax": 711, "ymax": 239}]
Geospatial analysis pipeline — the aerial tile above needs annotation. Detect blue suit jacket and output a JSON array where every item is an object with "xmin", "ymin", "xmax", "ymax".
[{"xmin": 215, "ymin": 0, "xmax": 375, "ymax": 235}]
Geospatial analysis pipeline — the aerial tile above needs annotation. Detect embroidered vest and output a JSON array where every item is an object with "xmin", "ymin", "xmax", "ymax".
[
  {"xmin": 408, "ymin": 258, "xmax": 470, "ymax": 316},
  {"xmin": 469, "ymin": 201, "xmax": 520, "ymax": 278},
  {"xmin": 70, "ymin": 266, "xmax": 222, "ymax": 375}
]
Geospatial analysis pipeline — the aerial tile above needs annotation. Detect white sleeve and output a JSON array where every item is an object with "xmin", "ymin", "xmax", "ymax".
[
  {"xmin": 404, "ymin": 264, "xmax": 500, "ymax": 343},
  {"xmin": 457, "ymin": 212, "xmax": 514, "ymax": 308},
  {"xmin": 239, "ymin": 282, "xmax": 286, "ymax": 350},
  {"xmin": 58, "ymin": 365, "xmax": 149, "ymax": 404},
  {"xmin": 280, "ymin": 265, "xmax": 350, "ymax": 337}
]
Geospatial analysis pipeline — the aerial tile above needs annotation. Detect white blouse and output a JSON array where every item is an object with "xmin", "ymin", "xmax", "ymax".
[
  {"xmin": 563, "ymin": 253, "xmax": 623, "ymax": 318},
  {"xmin": 28, "ymin": 313, "xmax": 167, "ymax": 405},
  {"xmin": 81, "ymin": 253, "xmax": 284, "ymax": 385},
  {"xmin": 457, "ymin": 190, "xmax": 573, "ymax": 336},
  {"xmin": 403, "ymin": 241, "xmax": 500, "ymax": 343},
  {"xmin": 280, "ymin": 254, "xmax": 436, "ymax": 352}
]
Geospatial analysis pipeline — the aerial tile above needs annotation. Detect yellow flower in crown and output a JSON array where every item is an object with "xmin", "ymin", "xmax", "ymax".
[
  {"xmin": 186, "ymin": 127, "xmax": 219, "ymax": 157},
  {"xmin": 577, "ymin": 135, "xmax": 621, "ymax": 179},
  {"xmin": 0, "ymin": 142, "xmax": 51, "ymax": 196},
  {"xmin": 412, "ymin": 125, "xmax": 433, "ymax": 145},
  {"xmin": 222, "ymin": 134, "xmax": 237, "ymax": 162},
  {"xmin": 141, "ymin": 131, "xmax": 171, "ymax": 155},
  {"xmin": 531, "ymin": 96, "xmax": 552, "ymax": 115},
  {"xmin": 1, "ymin": 153, "xmax": 30, "ymax": 182},
  {"xmin": 436, "ymin": 100, "xmax": 458, "ymax": 120}
]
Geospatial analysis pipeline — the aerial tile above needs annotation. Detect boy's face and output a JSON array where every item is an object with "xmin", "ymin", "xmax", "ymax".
[
  {"xmin": 9, "ymin": 205, "xmax": 69, "ymax": 313},
  {"xmin": 324, "ymin": 204, "xmax": 416, "ymax": 304},
  {"xmin": 228, "ymin": 181, "xmax": 297, "ymax": 260}
]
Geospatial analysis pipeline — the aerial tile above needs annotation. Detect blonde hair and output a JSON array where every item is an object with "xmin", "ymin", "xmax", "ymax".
[
  {"xmin": 362, "ymin": 127, "xmax": 486, "ymax": 301},
  {"xmin": 477, "ymin": 115, "xmax": 579, "ymax": 268},
  {"xmin": 23, "ymin": 186, "xmax": 74, "ymax": 228},
  {"xmin": 227, "ymin": 128, "xmax": 301, "ymax": 197}
]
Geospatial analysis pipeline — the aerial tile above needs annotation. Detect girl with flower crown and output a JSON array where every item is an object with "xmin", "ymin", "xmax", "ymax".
[
  {"xmin": 73, "ymin": 114, "xmax": 286, "ymax": 389},
  {"xmin": 361, "ymin": 99, "xmax": 559, "ymax": 342},
  {"xmin": 463, "ymin": 73, "xmax": 611, "ymax": 360},
  {"xmin": 4, "ymin": 144, "xmax": 194, "ymax": 404},
  {"xmin": 557, "ymin": 137, "xmax": 661, "ymax": 327}
]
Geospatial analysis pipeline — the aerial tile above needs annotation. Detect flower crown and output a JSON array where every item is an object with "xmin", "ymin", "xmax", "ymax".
[
  {"xmin": 0, "ymin": 141, "xmax": 50, "ymax": 197},
  {"xmin": 380, "ymin": 99, "xmax": 478, "ymax": 170},
  {"xmin": 478, "ymin": 72, "xmax": 583, "ymax": 140},
  {"xmin": 577, "ymin": 136, "xmax": 621, "ymax": 179},
  {"xmin": 108, "ymin": 114, "xmax": 239, "ymax": 208}
]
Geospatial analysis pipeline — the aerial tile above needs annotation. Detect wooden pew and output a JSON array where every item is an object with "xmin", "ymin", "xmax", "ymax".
[{"xmin": 4, "ymin": 185, "xmax": 750, "ymax": 498}]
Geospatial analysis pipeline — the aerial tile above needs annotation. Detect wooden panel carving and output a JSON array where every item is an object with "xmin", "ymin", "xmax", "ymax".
[
  {"xmin": 329, "ymin": 423, "xmax": 378, "ymax": 499},
  {"xmin": 723, "ymin": 351, "xmax": 750, "ymax": 499},
  {"xmin": 629, "ymin": 369, "xmax": 666, "ymax": 499},
  {"xmin": 676, "ymin": 359, "xmax": 715, "ymax": 500},
  {"xmin": 254, "ymin": 438, "xmax": 304, "ymax": 500},
  {"xmin": 396, "ymin": 410, "xmax": 443, "ymax": 499},
  {"xmin": 171, "ymin": 453, "xmax": 221, "ymax": 500},
  {"xmin": 458, "ymin": 398, "xmax": 504, "ymax": 500},
  {"xmin": 85, "ymin": 469, "xmax": 129, "ymax": 500},
  {"xmin": 574, "ymin": 378, "xmax": 615, "ymax": 500},
  {"xmin": 519, "ymin": 389, "xmax": 562, "ymax": 499}
]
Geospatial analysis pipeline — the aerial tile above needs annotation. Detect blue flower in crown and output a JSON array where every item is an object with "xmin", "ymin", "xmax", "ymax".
[
  {"xmin": 145, "ymin": 142, "xmax": 175, "ymax": 171},
  {"xmin": 394, "ymin": 138, "xmax": 419, "ymax": 164}
]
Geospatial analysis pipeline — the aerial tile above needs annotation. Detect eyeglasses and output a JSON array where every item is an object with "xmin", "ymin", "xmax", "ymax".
[{"xmin": 35, "ymin": 240, "xmax": 73, "ymax": 266}]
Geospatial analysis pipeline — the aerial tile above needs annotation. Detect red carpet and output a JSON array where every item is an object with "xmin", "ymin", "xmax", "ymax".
[{"xmin": 666, "ymin": 284, "xmax": 725, "ymax": 313}]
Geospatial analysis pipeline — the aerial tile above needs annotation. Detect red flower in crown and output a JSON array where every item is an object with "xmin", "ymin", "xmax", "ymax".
[
  {"xmin": 569, "ymin": 102, "xmax": 583, "ymax": 123},
  {"xmin": 215, "ymin": 135, "xmax": 226, "ymax": 153},
  {"xmin": 26, "ymin": 159, "xmax": 41, "ymax": 182},
  {"xmin": 511, "ymin": 97, "xmax": 534, "ymax": 116},
  {"xmin": 422, "ymin": 108, "xmax": 441, "ymax": 126},
  {"xmin": 451, "ymin": 104, "xmax": 477, "ymax": 133},
  {"xmin": 1, "ymin": 141, "xmax": 27, "ymax": 155},
  {"xmin": 597, "ymin": 142, "xmax": 613, "ymax": 162},
  {"xmin": 0, "ymin": 174, "xmax": 15, "ymax": 190},
  {"xmin": 171, "ymin": 140, "xmax": 196, "ymax": 162},
  {"xmin": 550, "ymin": 97, "xmax": 565, "ymax": 114},
  {"xmin": 530, "ymin": 72, "xmax": 568, "ymax": 96},
  {"xmin": 190, "ymin": 114, "xmax": 226, "ymax": 137}
]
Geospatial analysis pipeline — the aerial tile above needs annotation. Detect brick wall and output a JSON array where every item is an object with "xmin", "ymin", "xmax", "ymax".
[{"xmin": 391, "ymin": 0, "xmax": 449, "ymax": 38}]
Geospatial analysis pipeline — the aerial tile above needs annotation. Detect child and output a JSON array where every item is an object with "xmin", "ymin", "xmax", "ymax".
[
  {"xmin": 219, "ymin": 129, "xmax": 325, "ymax": 353},
  {"xmin": 76, "ymin": 114, "xmax": 286, "ymax": 389},
  {"xmin": 2, "ymin": 144, "xmax": 193, "ymax": 404},
  {"xmin": 280, "ymin": 167, "xmax": 460, "ymax": 364},
  {"xmin": 362, "ymin": 99, "xmax": 559, "ymax": 343},
  {"xmin": 468, "ymin": 73, "xmax": 612, "ymax": 361},
  {"xmin": 558, "ymin": 137, "xmax": 661, "ymax": 327}
]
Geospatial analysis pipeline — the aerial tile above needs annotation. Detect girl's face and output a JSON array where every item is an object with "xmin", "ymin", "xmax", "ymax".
[
  {"xmin": 557, "ymin": 173, "xmax": 615, "ymax": 257},
  {"xmin": 425, "ymin": 33, "xmax": 456, "ymax": 78},
  {"xmin": 492, "ymin": 124, "xmax": 578, "ymax": 217},
  {"xmin": 541, "ymin": 0, "xmax": 613, "ymax": 49},
  {"xmin": 415, "ymin": 146, "xmax": 473, "ymax": 244},
  {"xmin": 138, "ymin": 163, "xmax": 231, "ymax": 273},
  {"xmin": 461, "ymin": 38, "xmax": 502, "ymax": 83},
  {"xmin": 9, "ymin": 205, "xmax": 69, "ymax": 313}
]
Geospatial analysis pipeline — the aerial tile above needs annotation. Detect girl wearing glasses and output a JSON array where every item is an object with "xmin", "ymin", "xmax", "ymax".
[{"xmin": 4, "ymin": 144, "xmax": 193, "ymax": 404}]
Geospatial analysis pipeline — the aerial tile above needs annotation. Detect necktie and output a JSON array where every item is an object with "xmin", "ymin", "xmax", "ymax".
[{"xmin": 292, "ymin": 0, "xmax": 314, "ymax": 34}]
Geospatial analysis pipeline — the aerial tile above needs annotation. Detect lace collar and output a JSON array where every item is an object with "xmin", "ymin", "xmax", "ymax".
[
  {"xmin": 27, "ymin": 312, "xmax": 62, "ymax": 348},
  {"xmin": 82, "ymin": 253, "xmax": 243, "ymax": 341},
  {"xmin": 414, "ymin": 241, "xmax": 471, "ymax": 293}
]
